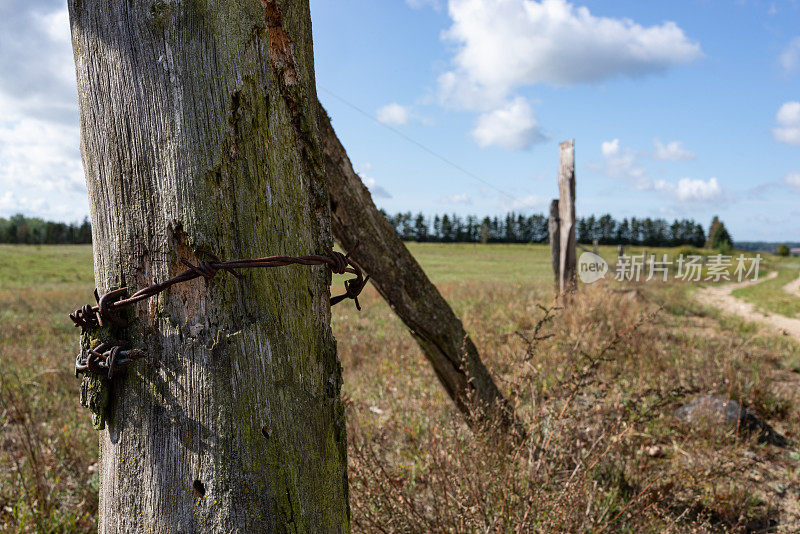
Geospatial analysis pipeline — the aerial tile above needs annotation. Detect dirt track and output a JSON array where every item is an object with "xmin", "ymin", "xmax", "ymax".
[
  {"xmin": 698, "ymin": 271, "xmax": 800, "ymax": 340},
  {"xmin": 784, "ymin": 271, "xmax": 800, "ymax": 296}
]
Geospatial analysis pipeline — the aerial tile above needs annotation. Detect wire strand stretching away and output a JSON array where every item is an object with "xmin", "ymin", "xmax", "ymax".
[
  {"xmin": 69, "ymin": 247, "xmax": 370, "ymax": 332},
  {"xmin": 319, "ymin": 86, "xmax": 518, "ymax": 202}
]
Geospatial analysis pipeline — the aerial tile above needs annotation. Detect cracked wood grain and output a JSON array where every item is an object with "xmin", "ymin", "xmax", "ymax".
[{"xmin": 68, "ymin": 0, "xmax": 349, "ymax": 531}]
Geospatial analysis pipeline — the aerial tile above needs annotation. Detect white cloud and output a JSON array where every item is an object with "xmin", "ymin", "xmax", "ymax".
[
  {"xmin": 0, "ymin": 114, "xmax": 84, "ymax": 194},
  {"xmin": 596, "ymin": 139, "xmax": 722, "ymax": 203},
  {"xmin": 601, "ymin": 138, "xmax": 620, "ymax": 156},
  {"xmin": 438, "ymin": 0, "xmax": 700, "ymax": 151},
  {"xmin": 785, "ymin": 172, "xmax": 800, "ymax": 193},
  {"xmin": 439, "ymin": 0, "xmax": 701, "ymax": 110},
  {"xmin": 772, "ymin": 101, "xmax": 800, "ymax": 146},
  {"xmin": 356, "ymin": 162, "xmax": 392, "ymax": 198},
  {"xmin": 674, "ymin": 177, "xmax": 722, "ymax": 202},
  {"xmin": 0, "ymin": 93, "xmax": 87, "ymax": 220},
  {"xmin": 597, "ymin": 139, "xmax": 649, "ymax": 189},
  {"xmin": 0, "ymin": 5, "xmax": 77, "ymax": 125},
  {"xmin": 35, "ymin": 8, "xmax": 74, "ymax": 87},
  {"xmin": 37, "ymin": 7, "xmax": 70, "ymax": 43},
  {"xmin": 0, "ymin": 2, "xmax": 88, "ymax": 222},
  {"xmin": 777, "ymin": 101, "xmax": 800, "ymax": 124},
  {"xmin": 441, "ymin": 193, "xmax": 472, "ymax": 204},
  {"xmin": 780, "ymin": 37, "xmax": 800, "ymax": 74},
  {"xmin": 0, "ymin": 191, "xmax": 52, "ymax": 217},
  {"xmin": 376, "ymin": 103, "xmax": 411, "ymax": 126},
  {"xmin": 510, "ymin": 194, "xmax": 545, "ymax": 210},
  {"xmin": 655, "ymin": 177, "xmax": 723, "ymax": 203},
  {"xmin": 653, "ymin": 139, "xmax": 695, "ymax": 161},
  {"xmin": 471, "ymin": 97, "xmax": 545, "ymax": 150}
]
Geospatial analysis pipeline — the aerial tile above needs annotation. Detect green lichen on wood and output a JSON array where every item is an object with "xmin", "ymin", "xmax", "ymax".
[
  {"xmin": 77, "ymin": 323, "xmax": 127, "ymax": 430},
  {"xmin": 149, "ymin": 0, "xmax": 175, "ymax": 28},
  {"xmin": 79, "ymin": 373, "xmax": 109, "ymax": 430},
  {"xmin": 78, "ymin": 331, "xmax": 109, "ymax": 430}
]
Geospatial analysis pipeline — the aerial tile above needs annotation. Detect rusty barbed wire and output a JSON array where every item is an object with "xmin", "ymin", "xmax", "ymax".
[
  {"xmin": 70, "ymin": 247, "xmax": 369, "ymax": 378},
  {"xmin": 74, "ymin": 339, "xmax": 146, "ymax": 380}
]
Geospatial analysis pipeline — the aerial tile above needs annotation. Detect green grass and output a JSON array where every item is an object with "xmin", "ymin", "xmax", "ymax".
[
  {"xmin": 732, "ymin": 259, "xmax": 800, "ymax": 318},
  {"xmin": 401, "ymin": 242, "xmax": 553, "ymax": 283},
  {"xmin": 0, "ymin": 244, "xmax": 94, "ymax": 289},
  {"xmin": 0, "ymin": 242, "xmax": 553, "ymax": 288}
]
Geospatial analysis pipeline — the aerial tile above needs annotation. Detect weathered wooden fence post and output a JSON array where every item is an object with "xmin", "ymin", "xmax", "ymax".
[
  {"xmin": 69, "ymin": 0, "xmax": 349, "ymax": 530},
  {"xmin": 317, "ymin": 103, "xmax": 519, "ymax": 434},
  {"xmin": 557, "ymin": 140, "xmax": 577, "ymax": 293},
  {"xmin": 549, "ymin": 199, "xmax": 561, "ymax": 293}
]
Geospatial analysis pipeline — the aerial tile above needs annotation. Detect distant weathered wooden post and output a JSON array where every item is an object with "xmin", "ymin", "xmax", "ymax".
[
  {"xmin": 592, "ymin": 239, "xmax": 599, "ymax": 255},
  {"xmin": 549, "ymin": 199, "xmax": 560, "ymax": 292},
  {"xmin": 557, "ymin": 140, "xmax": 577, "ymax": 293}
]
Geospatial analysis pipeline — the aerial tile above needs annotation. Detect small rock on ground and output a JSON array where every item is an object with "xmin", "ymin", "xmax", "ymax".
[{"xmin": 675, "ymin": 395, "xmax": 788, "ymax": 447}]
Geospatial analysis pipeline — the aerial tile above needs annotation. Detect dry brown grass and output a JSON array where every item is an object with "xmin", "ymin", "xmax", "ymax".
[
  {"xmin": 337, "ymin": 280, "xmax": 800, "ymax": 533},
  {"xmin": 1, "ymin": 287, "xmax": 99, "ymax": 532},
  {"xmin": 2, "ymin": 245, "xmax": 800, "ymax": 532}
]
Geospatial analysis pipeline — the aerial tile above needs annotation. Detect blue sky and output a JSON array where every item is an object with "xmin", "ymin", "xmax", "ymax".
[
  {"xmin": 312, "ymin": 0, "xmax": 800, "ymax": 240},
  {"xmin": 0, "ymin": 0, "xmax": 798, "ymax": 240}
]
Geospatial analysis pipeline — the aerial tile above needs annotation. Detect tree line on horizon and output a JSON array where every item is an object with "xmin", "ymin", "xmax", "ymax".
[
  {"xmin": 0, "ymin": 211, "xmax": 723, "ymax": 250},
  {"xmin": 382, "ymin": 211, "xmax": 711, "ymax": 248},
  {"xmin": 0, "ymin": 213, "xmax": 92, "ymax": 245}
]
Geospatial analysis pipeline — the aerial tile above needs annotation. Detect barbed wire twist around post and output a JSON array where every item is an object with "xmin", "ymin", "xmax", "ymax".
[{"xmin": 71, "ymin": 246, "xmax": 369, "ymax": 379}]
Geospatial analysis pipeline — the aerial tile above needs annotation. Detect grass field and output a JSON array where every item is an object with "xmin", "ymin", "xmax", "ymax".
[
  {"xmin": 393, "ymin": 242, "xmax": 555, "ymax": 283},
  {"xmin": 732, "ymin": 258, "xmax": 800, "ymax": 318},
  {"xmin": 0, "ymin": 244, "xmax": 94, "ymax": 289},
  {"xmin": 3, "ymin": 243, "xmax": 800, "ymax": 531}
]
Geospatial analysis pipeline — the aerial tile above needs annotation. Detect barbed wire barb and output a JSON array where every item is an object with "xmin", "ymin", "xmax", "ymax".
[{"xmin": 70, "ymin": 247, "xmax": 369, "ymax": 378}]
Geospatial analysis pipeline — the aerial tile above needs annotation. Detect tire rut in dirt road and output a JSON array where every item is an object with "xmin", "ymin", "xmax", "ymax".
[
  {"xmin": 697, "ymin": 271, "xmax": 800, "ymax": 340},
  {"xmin": 783, "ymin": 272, "xmax": 800, "ymax": 296}
]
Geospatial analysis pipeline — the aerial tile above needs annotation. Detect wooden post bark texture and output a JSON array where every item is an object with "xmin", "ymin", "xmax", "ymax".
[
  {"xmin": 316, "ymin": 104, "xmax": 517, "ymax": 432},
  {"xmin": 557, "ymin": 140, "xmax": 577, "ymax": 293},
  {"xmin": 69, "ymin": 1, "xmax": 349, "ymax": 531},
  {"xmin": 549, "ymin": 199, "xmax": 560, "ymax": 293}
]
